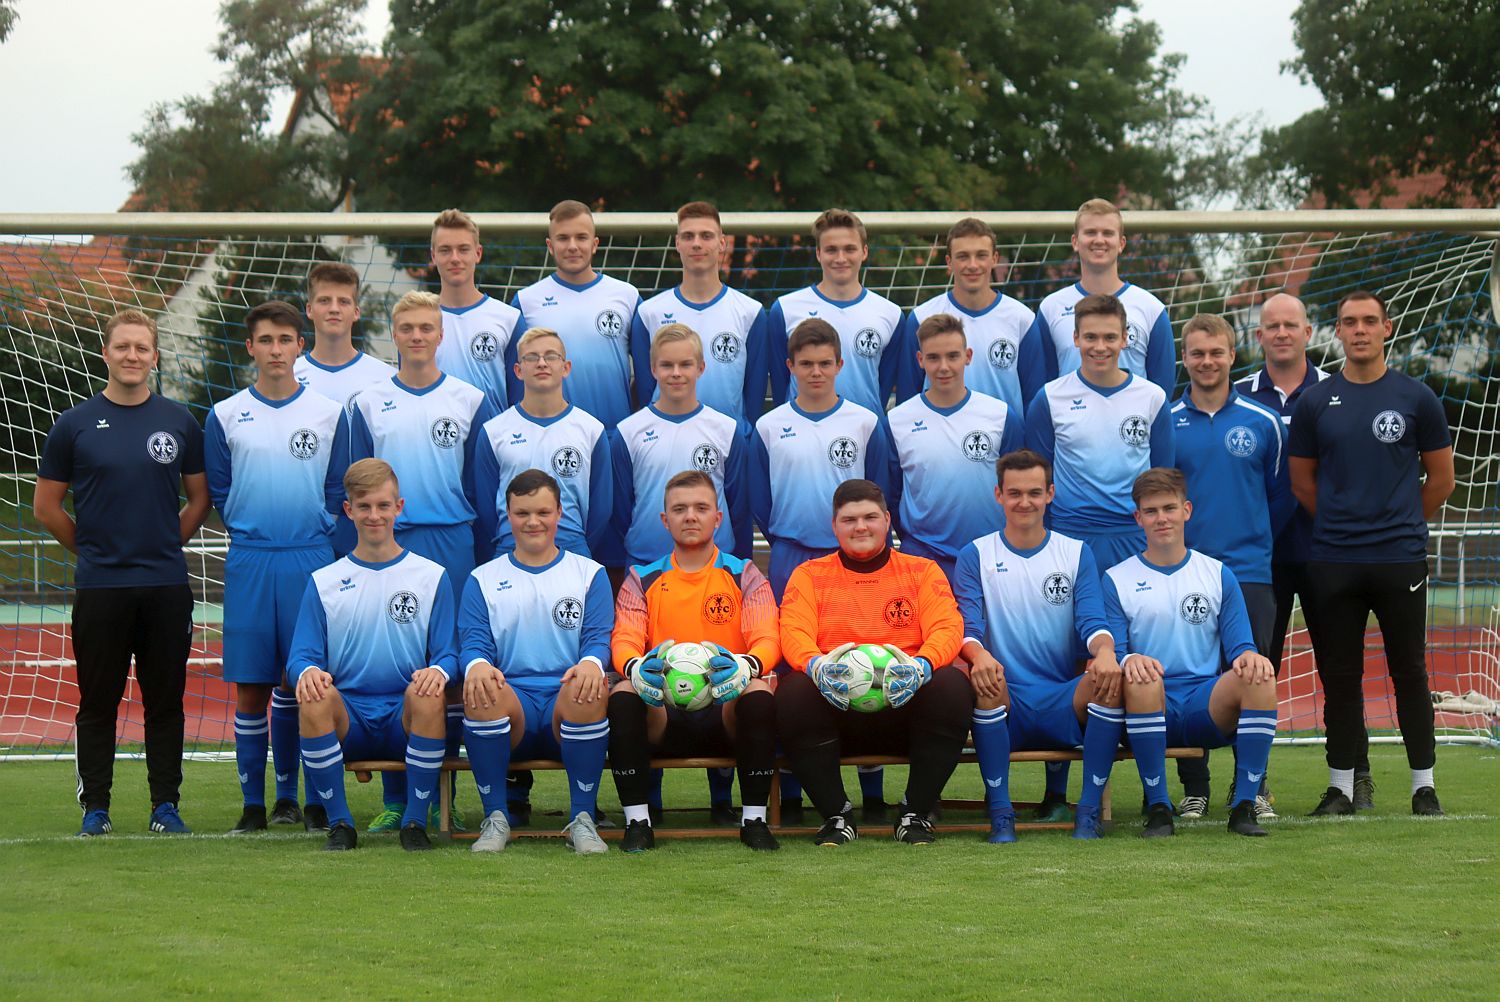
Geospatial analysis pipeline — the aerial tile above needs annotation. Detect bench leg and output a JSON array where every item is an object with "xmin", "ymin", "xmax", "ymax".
[
  {"xmin": 440, "ymin": 772, "xmax": 452, "ymax": 835},
  {"xmin": 1102, "ymin": 781, "xmax": 1112, "ymax": 824}
]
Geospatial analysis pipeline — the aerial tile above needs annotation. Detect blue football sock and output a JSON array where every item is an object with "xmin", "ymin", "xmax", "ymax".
[
  {"xmin": 780, "ymin": 768, "xmax": 803, "ymax": 802},
  {"xmin": 300, "ymin": 730, "xmax": 351, "ymax": 828},
  {"xmin": 445, "ymin": 705, "xmax": 463, "ymax": 759},
  {"xmin": 464, "ymin": 716, "xmax": 511, "ymax": 818},
  {"xmin": 971, "ymin": 705, "xmax": 1013, "ymax": 815},
  {"xmin": 1079, "ymin": 704, "xmax": 1125, "ymax": 810},
  {"xmin": 381, "ymin": 770, "xmax": 407, "ymax": 809},
  {"xmin": 1127, "ymin": 711, "xmax": 1170, "ymax": 807},
  {"xmin": 560, "ymin": 719, "xmax": 610, "ymax": 820},
  {"xmin": 1044, "ymin": 759, "xmax": 1070, "ymax": 797},
  {"xmin": 707, "ymin": 766, "xmax": 734, "ymax": 805},
  {"xmin": 401, "ymin": 734, "xmax": 447, "ymax": 829},
  {"xmin": 649, "ymin": 768, "xmax": 665, "ymax": 812},
  {"xmin": 1234, "ymin": 710, "xmax": 1278, "ymax": 806},
  {"xmin": 269, "ymin": 689, "xmax": 300, "ymax": 804},
  {"xmin": 233, "ymin": 710, "xmax": 269, "ymax": 807},
  {"xmin": 857, "ymin": 765, "xmax": 884, "ymax": 801}
]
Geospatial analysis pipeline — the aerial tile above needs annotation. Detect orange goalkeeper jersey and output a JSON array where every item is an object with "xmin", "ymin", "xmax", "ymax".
[
  {"xmin": 779, "ymin": 547, "xmax": 962, "ymax": 672},
  {"xmin": 612, "ymin": 547, "xmax": 780, "ymax": 672}
]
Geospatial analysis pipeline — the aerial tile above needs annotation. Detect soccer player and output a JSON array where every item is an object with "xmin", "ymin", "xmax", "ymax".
[
  {"xmin": 1025, "ymin": 293, "xmax": 1175, "ymax": 571},
  {"xmin": 35, "ymin": 309, "xmax": 210, "ymax": 837},
  {"xmin": 1031, "ymin": 198, "xmax": 1176, "ymax": 393},
  {"xmin": 889, "ymin": 312, "xmax": 1024, "ymax": 582},
  {"xmin": 1289, "ymin": 290, "xmax": 1454, "ymax": 817},
  {"xmin": 776, "ymin": 479, "xmax": 970, "ymax": 845},
  {"xmin": 289, "ymin": 459, "xmax": 458, "ymax": 852},
  {"xmin": 894, "ymin": 217, "xmax": 1044, "ymax": 414},
  {"xmin": 1169, "ymin": 313, "xmax": 1292, "ymax": 820},
  {"xmin": 768, "ymin": 208, "xmax": 903, "ymax": 414},
  {"xmin": 207, "ymin": 300, "xmax": 350, "ymax": 834},
  {"xmin": 458, "ymin": 469, "xmax": 614, "ymax": 854},
  {"xmin": 510, "ymin": 199, "xmax": 644, "ymax": 428},
  {"xmin": 953, "ymin": 449, "xmax": 1133, "ymax": 842},
  {"xmin": 611, "ymin": 323, "xmax": 751, "ymax": 567},
  {"xmin": 632, "ymin": 201, "xmax": 769, "ymax": 425},
  {"xmin": 432, "ymin": 208, "xmax": 523, "ymax": 414},
  {"xmin": 1101, "ymin": 468, "xmax": 1280, "ymax": 838},
  {"xmin": 608, "ymin": 470, "xmax": 781, "ymax": 852}
]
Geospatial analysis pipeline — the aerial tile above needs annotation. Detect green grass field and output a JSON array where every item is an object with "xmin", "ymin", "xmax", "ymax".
[{"xmin": 2, "ymin": 744, "xmax": 1496, "ymax": 999}]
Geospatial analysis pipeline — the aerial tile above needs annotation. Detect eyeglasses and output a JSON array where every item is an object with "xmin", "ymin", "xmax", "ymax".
[{"xmin": 520, "ymin": 351, "xmax": 565, "ymax": 364}]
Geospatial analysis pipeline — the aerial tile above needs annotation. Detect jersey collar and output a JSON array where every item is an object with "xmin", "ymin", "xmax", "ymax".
[
  {"xmin": 1072, "ymin": 280, "xmax": 1130, "ymax": 298},
  {"xmin": 516, "ymin": 401, "xmax": 574, "ymax": 426},
  {"xmin": 647, "ymin": 402, "xmax": 704, "ymax": 424},
  {"xmin": 1175, "ymin": 386, "xmax": 1240, "ymax": 414},
  {"xmin": 509, "ymin": 548, "xmax": 566, "ymax": 575},
  {"xmin": 347, "ymin": 549, "xmax": 410, "ymax": 571},
  {"xmin": 999, "ymin": 530, "xmax": 1050, "ymax": 559},
  {"xmin": 301, "ymin": 352, "xmax": 367, "ymax": 374},
  {"xmin": 1076, "ymin": 370, "xmax": 1133, "ymax": 396},
  {"xmin": 811, "ymin": 285, "xmax": 867, "ymax": 308},
  {"xmin": 551, "ymin": 273, "xmax": 604, "ymax": 294},
  {"xmin": 790, "ymin": 397, "xmax": 843, "ymax": 421},
  {"xmin": 441, "ymin": 294, "xmax": 491, "ymax": 315},
  {"xmin": 393, "ymin": 372, "xmax": 447, "ymax": 396},
  {"xmin": 838, "ymin": 544, "xmax": 891, "ymax": 573},
  {"xmin": 673, "ymin": 285, "xmax": 729, "ymax": 310},
  {"xmin": 1138, "ymin": 549, "xmax": 1193, "ymax": 576},
  {"xmin": 944, "ymin": 289, "xmax": 1001, "ymax": 318},
  {"xmin": 919, "ymin": 388, "xmax": 972, "ymax": 417},
  {"xmin": 249, "ymin": 384, "xmax": 306, "ymax": 409}
]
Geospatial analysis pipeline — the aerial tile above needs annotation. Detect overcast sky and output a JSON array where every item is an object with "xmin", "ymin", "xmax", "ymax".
[{"xmin": 0, "ymin": 0, "xmax": 1320, "ymax": 215}]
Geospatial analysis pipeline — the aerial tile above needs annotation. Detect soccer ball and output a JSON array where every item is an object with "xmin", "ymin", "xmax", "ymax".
[
  {"xmin": 841, "ymin": 643, "xmax": 898, "ymax": 714},
  {"xmin": 663, "ymin": 643, "xmax": 715, "ymax": 712}
]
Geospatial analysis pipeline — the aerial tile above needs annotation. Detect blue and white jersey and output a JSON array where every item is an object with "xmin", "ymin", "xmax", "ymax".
[
  {"xmin": 954, "ymin": 529, "xmax": 1112, "ymax": 686},
  {"xmin": 1102, "ymin": 550, "xmax": 1255, "ymax": 683},
  {"xmin": 349, "ymin": 373, "xmax": 494, "ymax": 529},
  {"xmin": 887, "ymin": 390, "xmax": 1023, "ymax": 561},
  {"xmin": 510, "ymin": 274, "xmax": 644, "ymax": 428},
  {"xmin": 752, "ymin": 398, "xmax": 893, "ymax": 550},
  {"xmin": 206, "ymin": 385, "xmax": 349, "ymax": 548},
  {"xmin": 471, "ymin": 403, "xmax": 611, "ymax": 560},
  {"xmin": 287, "ymin": 549, "xmax": 458, "ymax": 695},
  {"xmin": 458, "ymin": 549, "xmax": 613, "ymax": 691},
  {"xmin": 1032, "ymin": 282, "xmax": 1176, "ymax": 393},
  {"xmin": 1234, "ymin": 365, "xmax": 1328, "ymax": 565},
  {"xmin": 1171, "ymin": 390, "xmax": 1292, "ymax": 586},
  {"xmin": 767, "ymin": 285, "xmax": 903, "ymax": 413},
  {"xmin": 894, "ymin": 292, "xmax": 1044, "ymax": 413},
  {"xmin": 438, "ymin": 294, "xmax": 522, "ymax": 415},
  {"xmin": 1024, "ymin": 371, "xmax": 1174, "ymax": 535},
  {"xmin": 632, "ymin": 285, "xmax": 769, "ymax": 424},
  {"xmin": 294, "ymin": 352, "xmax": 396, "ymax": 412},
  {"xmin": 611, "ymin": 403, "xmax": 749, "ymax": 565}
]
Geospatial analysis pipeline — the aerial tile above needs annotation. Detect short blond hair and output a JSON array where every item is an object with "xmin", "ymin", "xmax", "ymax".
[
  {"xmin": 103, "ymin": 308, "xmax": 158, "ymax": 349},
  {"xmin": 549, "ymin": 200, "xmax": 593, "ymax": 225},
  {"xmin": 516, "ymin": 327, "xmax": 565, "ymax": 356},
  {"xmin": 650, "ymin": 322, "xmax": 703, "ymax": 364},
  {"xmin": 916, "ymin": 312, "xmax": 966, "ymax": 347},
  {"xmin": 431, "ymin": 208, "xmax": 479, "ymax": 246},
  {"xmin": 391, "ymin": 290, "xmax": 441, "ymax": 322},
  {"xmin": 1074, "ymin": 197, "xmax": 1122, "ymax": 234},
  {"xmin": 344, "ymin": 457, "xmax": 399, "ymax": 498},
  {"xmin": 813, "ymin": 207, "xmax": 867, "ymax": 247},
  {"xmin": 1183, "ymin": 313, "xmax": 1235, "ymax": 350}
]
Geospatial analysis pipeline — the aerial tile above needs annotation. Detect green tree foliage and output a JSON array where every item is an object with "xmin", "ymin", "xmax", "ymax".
[{"xmin": 0, "ymin": 2, "xmax": 18, "ymax": 43}]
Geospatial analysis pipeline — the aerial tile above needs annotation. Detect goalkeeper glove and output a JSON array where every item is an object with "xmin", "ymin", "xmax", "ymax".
[
  {"xmin": 705, "ymin": 643, "xmax": 758, "ymax": 704},
  {"xmin": 808, "ymin": 642, "xmax": 860, "ymax": 712},
  {"xmin": 881, "ymin": 644, "xmax": 932, "ymax": 709},
  {"xmin": 624, "ymin": 639, "xmax": 674, "ymax": 708}
]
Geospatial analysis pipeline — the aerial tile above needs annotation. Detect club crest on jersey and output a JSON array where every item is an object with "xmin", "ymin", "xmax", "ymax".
[
  {"xmin": 552, "ymin": 596, "xmax": 583, "ymax": 630},
  {"xmin": 551, "ymin": 446, "xmax": 582, "ymax": 478},
  {"xmin": 289, "ymin": 428, "xmax": 320, "ymax": 460},
  {"xmin": 854, "ymin": 328, "xmax": 882, "ymax": 357},
  {"xmin": 1042, "ymin": 572, "xmax": 1072, "ymax": 606},
  {"xmin": 1180, "ymin": 593, "xmax": 1211, "ymax": 625},
  {"xmin": 469, "ymin": 331, "xmax": 499, "ymax": 362},
  {"xmin": 431, "ymin": 417, "xmax": 461, "ymax": 449},
  {"xmin": 704, "ymin": 592, "xmax": 736, "ymax": 625},
  {"xmin": 1224, "ymin": 426, "xmax": 1256, "ymax": 458},
  {"xmin": 988, "ymin": 337, "xmax": 1017, "ymax": 369},
  {"xmin": 828, "ymin": 437, "xmax": 859, "ymax": 469},
  {"xmin": 692, "ymin": 443, "xmax": 722, "ymax": 473},
  {"xmin": 388, "ymin": 591, "xmax": 420, "ymax": 624},
  {"xmin": 1372, "ymin": 410, "xmax": 1406, "ymax": 443},
  {"xmin": 147, "ymin": 431, "xmax": 179, "ymax": 465},
  {"xmin": 884, "ymin": 596, "xmax": 915, "ymax": 628},
  {"xmin": 1119, "ymin": 415, "xmax": 1150, "ymax": 448},
  {"xmin": 961, "ymin": 431, "xmax": 996, "ymax": 463},
  {"xmin": 711, "ymin": 332, "xmax": 741, "ymax": 363},
  {"xmin": 1126, "ymin": 321, "xmax": 1145, "ymax": 348},
  {"xmin": 595, "ymin": 309, "xmax": 624, "ymax": 340}
]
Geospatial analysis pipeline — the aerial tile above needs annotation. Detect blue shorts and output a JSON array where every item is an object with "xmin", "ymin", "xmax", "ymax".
[
  {"xmin": 1076, "ymin": 528, "xmax": 1147, "ymax": 574},
  {"xmin": 1165, "ymin": 676, "xmax": 1233, "ymax": 749},
  {"xmin": 222, "ymin": 543, "xmax": 333, "ymax": 685},
  {"xmin": 396, "ymin": 523, "xmax": 476, "ymax": 592},
  {"xmin": 341, "ymin": 692, "xmax": 408, "ymax": 760},
  {"xmin": 1006, "ymin": 677, "xmax": 1085, "ymax": 750},
  {"xmin": 769, "ymin": 540, "xmax": 835, "ymax": 601},
  {"xmin": 510, "ymin": 683, "xmax": 564, "ymax": 760}
]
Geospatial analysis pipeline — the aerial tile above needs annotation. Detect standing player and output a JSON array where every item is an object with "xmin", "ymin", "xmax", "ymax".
[
  {"xmin": 458, "ymin": 469, "xmax": 614, "ymax": 854},
  {"xmin": 510, "ymin": 200, "xmax": 644, "ymax": 429},
  {"xmin": 632, "ymin": 201, "xmax": 769, "ymax": 425},
  {"xmin": 432, "ymin": 208, "xmax": 522, "ymax": 414},
  {"xmin": 35, "ymin": 309, "xmax": 210, "ymax": 836},
  {"xmin": 1031, "ymin": 198, "xmax": 1176, "ymax": 393},
  {"xmin": 289, "ymin": 459, "xmax": 458, "ymax": 852},
  {"xmin": 295, "ymin": 262, "xmax": 395, "ymax": 408},
  {"xmin": 207, "ymin": 300, "xmax": 349, "ymax": 834},
  {"xmin": 768, "ymin": 208, "xmax": 903, "ymax": 414},
  {"xmin": 608, "ymin": 470, "xmax": 781, "ymax": 851},
  {"xmin": 888, "ymin": 312, "xmax": 1023, "ymax": 582},
  {"xmin": 1289, "ymin": 291, "xmax": 1454, "ymax": 817},
  {"xmin": 895, "ymin": 217, "xmax": 1044, "ymax": 413}
]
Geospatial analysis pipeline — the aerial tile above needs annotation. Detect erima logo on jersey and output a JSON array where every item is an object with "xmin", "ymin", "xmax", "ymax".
[
  {"xmin": 543, "ymin": 295, "xmax": 556, "ymax": 305},
  {"xmin": 1372, "ymin": 409, "xmax": 1406, "ymax": 443},
  {"xmin": 595, "ymin": 310, "xmax": 624, "ymax": 339},
  {"xmin": 662, "ymin": 312, "xmax": 674, "ymax": 320},
  {"xmin": 237, "ymin": 410, "xmax": 255, "ymax": 424},
  {"xmin": 552, "ymin": 446, "xmax": 583, "ymax": 478},
  {"xmin": 779, "ymin": 427, "xmax": 796, "ymax": 440},
  {"xmin": 147, "ymin": 431, "xmax": 179, "ymax": 464},
  {"xmin": 469, "ymin": 331, "xmax": 499, "ymax": 362},
  {"xmin": 497, "ymin": 580, "xmax": 512, "ymax": 591},
  {"xmin": 988, "ymin": 338, "xmax": 1017, "ymax": 369},
  {"xmin": 553, "ymin": 597, "xmax": 583, "ymax": 630},
  {"xmin": 1224, "ymin": 426, "xmax": 1257, "ymax": 458},
  {"xmin": 711, "ymin": 332, "xmax": 741, "ymax": 363},
  {"xmin": 95, "ymin": 419, "xmax": 109, "ymax": 429},
  {"xmin": 388, "ymin": 591, "xmax": 420, "ymax": 624},
  {"xmin": 642, "ymin": 428, "xmax": 659, "ymax": 443},
  {"xmin": 1134, "ymin": 581, "xmax": 1152, "ymax": 592},
  {"xmin": 431, "ymin": 417, "xmax": 461, "ymax": 449},
  {"xmin": 289, "ymin": 428, "xmax": 320, "ymax": 460},
  {"xmin": 1070, "ymin": 398, "xmax": 1087, "ymax": 411},
  {"xmin": 1329, "ymin": 395, "xmax": 1342, "ymax": 406},
  {"xmin": 381, "ymin": 400, "xmax": 397, "ymax": 412},
  {"xmin": 338, "ymin": 577, "xmax": 356, "ymax": 592},
  {"xmin": 993, "ymin": 562, "xmax": 1007, "ymax": 574},
  {"xmin": 1062, "ymin": 305, "xmax": 1075, "ymax": 317},
  {"xmin": 509, "ymin": 431, "xmax": 527, "ymax": 445},
  {"xmin": 807, "ymin": 309, "xmax": 819, "ymax": 317},
  {"xmin": 1180, "ymin": 593, "xmax": 1212, "ymax": 625}
]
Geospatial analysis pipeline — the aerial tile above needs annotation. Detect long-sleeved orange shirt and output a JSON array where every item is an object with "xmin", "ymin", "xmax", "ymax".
[{"xmin": 779, "ymin": 547, "xmax": 962, "ymax": 672}]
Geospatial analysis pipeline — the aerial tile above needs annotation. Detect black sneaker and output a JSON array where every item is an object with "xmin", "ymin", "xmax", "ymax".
[
  {"xmin": 1034, "ymin": 792, "xmax": 1071, "ymax": 823},
  {"xmin": 739, "ymin": 818, "xmax": 780, "ymax": 851},
  {"xmin": 862, "ymin": 796, "xmax": 888, "ymax": 825},
  {"xmin": 1227, "ymin": 800, "xmax": 1269, "ymax": 837},
  {"xmin": 1353, "ymin": 772, "xmax": 1376, "ymax": 811},
  {"xmin": 399, "ymin": 822, "xmax": 433, "ymax": 852},
  {"xmin": 229, "ymin": 804, "xmax": 267, "ymax": 834},
  {"xmin": 508, "ymin": 800, "xmax": 532, "ymax": 828},
  {"xmin": 781, "ymin": 797, "xmax": 805, "ymax": 827},
  {"xmin": 621, "ymin": 819, "xmax": 655, "ymax": 853},
  {"xmin": 709, "ymin": 802, "xmax": 738, "ymax": 826},
  {"xmin": 1141, "ymin": 803, "xmax": 1175, "ymax": 838},
  {"xmin": 303, "ymin": 803, "xmax": 330, "ymax": 832},
  {"xmin": 813, "ymin": 812, "xmax": 857, "ymax": 846},
  {"xmin": 894, "ymin": 812, "xmax": 936, "ymax": 845},
  {"xmin": 268, "ymin": 798, "xmax": 303, "ymax": 826},
  {"xmin": 322, "ymin": 822, "xmax": 357, "ymax": 852},
  {"xmin": 1308, "ymin": 787, "xmax": 1354, "ymax": 816},
  {"xmin": 1411, "ymin": 786, "xmax": 1444, "ymax": 816}
]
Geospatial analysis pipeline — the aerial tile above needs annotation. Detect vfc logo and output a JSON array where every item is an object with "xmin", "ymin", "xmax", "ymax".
[{"xmin": 883, "ymin": 596, "xmax": 914, "ymax": 629}]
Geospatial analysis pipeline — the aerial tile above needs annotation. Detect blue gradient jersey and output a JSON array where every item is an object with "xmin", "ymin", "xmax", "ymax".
[
  {"xmin": 894, "ymin": 292, "xmax": 1044, "ymax": 413},
  {"xmin": 287, "ymin": 549, "xmax": 458, "ymax": 694},
  {"xmin": 294, "ymin": 352, "xmax": 396, "ymax": 412},
  {"xmin": 887, "ymin": 390, "xmax": 1023, "ymax": 562},
  {"xmin": 458, "ymin": 549, "xmax": 613, "ymax": 690},
  {"xmin": 1102, "ymin": 550, "xmax": 1255, "ymax": 683},
  {"xmin": 751, "ymin": 398, "xmax": 893, "ymax": 550},
  {"xmin": 438, "ymin": 294, "xmax": 523, "ymax": 415},
  {"xmin": 471, "ymin": 403, "xmax": 611, "ymax": 560},
  {"xmin": 632, "ymin": 286, "xmax": 769, "ymax": 425},
  {"xmin": 349, "ymin": 373, "xmax": 494, "ymax": 529},
  {"xmin": 1025, "ymin": 371, "xmax": 1174, "ymax": 536},
  {"xmin": 1233, "ymin": 365, "xmax": 1328, "ymax": 564},
  {"xmin": 954, "ymin": 529, "xmax": 1112, "ymax": 685},
  {"xmin": 767, "ymin": 286, "xmax": 903, "ymax": 413},
  {"xmin": 206, "ymin": 385, "xmax": 349, "ymax": 547},
  {"xmin": 510, "ymin": 274, "xmax": 644, "ymax": 428},
  {"xmin": 1032, "ymin": 282, "xmax": 1176, "ymax": 393}
]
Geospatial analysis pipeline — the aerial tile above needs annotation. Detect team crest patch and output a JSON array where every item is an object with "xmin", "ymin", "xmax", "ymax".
[
  {"xmin": 692, "ymin": 443, "xmax": 722, "ymax": 473},
  {"xmin": 147, "ymin": 431, "xmax": 179, "ymax": 464},
  {"xmin": 704, "ymin": 592, "xmax": 736, "ymax": 625},
  {"xmin": 595, "ymin": 309, "xmax": 624, "ymax": 340},
  {"xmin": 289, "ymin": 428, "xmax": 320, "ymax": 460},
  {"xmin": 552, "ymin": 596, "xmax": 583, "ymax": 630},
  {"xmin": 711, "ymin": 332, "xmax": 741, "ymax": 363},
  {"xmin": 431, "ymin": 417, "xmax": 461, "ymax": 449},
  {"xmin": 1126, "ymin": 321, "xmax": 1145, "ymax": 348},
  {"xmin": 551, "ymin": 445, "xmax": 582, "ymax": 478},
  {"xmin": 1042, "ymin": 572, "xmax": 1072, "ymax": 606},
  {"xmin": 1119, "ymin": 415, "xmax": 1150, "ymax": 448},
  {"xmin": 1180, "ymin": 593, "xmax": 1211, "ymax": 625},
  {"xmin": 469, "ymin": 330, "xmax": 499, "ymax": 362},
  {"xmin": 884, "ymin": 596, "xmax": 915, "ymax": 629},
  {"xmin": 1372, "ymin": 410, "xmax": 1406, "ymax": 443},
  {"xmin": 854, "ymin": 327, "xmax": 882, "ymax": 358},
  {"xmin": 1224, "ymin": 426, "xmax": 1256, "ymax": 458},
  {"xmin": 388, "ymin": 591, "xmax": 420, "ymax": 624},
  {"xmin": 988, "ymin": 337, "xmax": 1017, "ymax": 369},
  {"xmin": 828, "ymin": 437, "xmax": 859, "ymax": 469},
  {"xmin": 961, "ymin": 430, "xmax": 996, "ymax": 463}
]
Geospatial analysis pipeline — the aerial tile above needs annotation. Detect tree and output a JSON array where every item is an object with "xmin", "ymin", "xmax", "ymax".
[
  {"xmin": 0, "ymin": 2, "xmax": 17, "ymax": 43},
  {"xmin": 1263, "ymin": 0, "xmax": 1500, "ymax": 207}
]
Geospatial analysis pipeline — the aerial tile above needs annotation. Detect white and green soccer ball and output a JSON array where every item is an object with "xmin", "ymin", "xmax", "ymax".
[
  {"xmin": 841, "ymin": 643, "xmax": 898, "ymax": 714},
  {"xmin": 662, "ymin": 642, "xmax": 715, "ymax": 712}
]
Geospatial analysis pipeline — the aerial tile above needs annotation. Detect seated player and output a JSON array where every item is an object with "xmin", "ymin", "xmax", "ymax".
[
  {"xmin": 1100, "ymin": 468, "xmax": 1280, "ymax": 838},
  {"xmin": 776, "ymin": 479, "xmax": 970, "ymax": 845},
  {"xmin": 608, "ymin": 470, "xmax": 781, "ymax": 852},
  {"xmin": 458, "ymin": 469, "xmax": 614, "ymax": 854},
  {"xmin": 288, "ymin": 459, "xmax": 459, "ymax": 852}
]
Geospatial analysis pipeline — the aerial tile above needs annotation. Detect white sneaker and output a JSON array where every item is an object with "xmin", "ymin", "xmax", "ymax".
[
  {"xmin": 563, "ymin": 811, "xmax": 609, "ymax": 854},
  {"xmin": 471, "ymin": 810, "xmax": 511, "ymax": 853},
  {"xmin": 1177, "ymin": 795, "xmax": 1209, "ymax": 820},
  {"xmin": 1253, "ymin": 794, "xmax": 1278, "ymax": 822}
]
